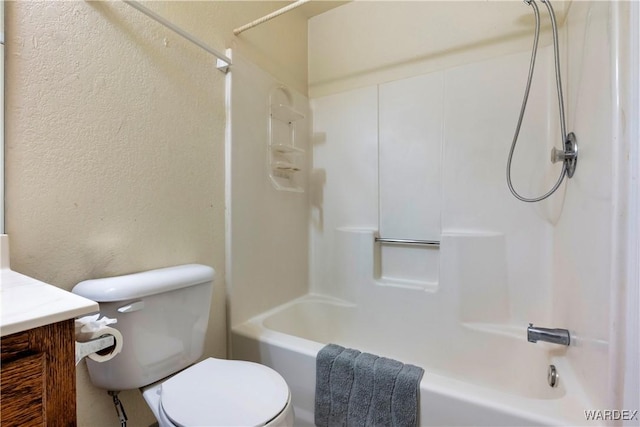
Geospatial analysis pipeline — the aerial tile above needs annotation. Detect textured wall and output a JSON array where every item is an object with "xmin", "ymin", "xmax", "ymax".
[{"xmin": 4, "ymin": 1, "xmax": 308, "ymax": 425}]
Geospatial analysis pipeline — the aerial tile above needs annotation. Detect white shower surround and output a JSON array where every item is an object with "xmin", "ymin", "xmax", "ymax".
[
  {"xmin": 227, "ymin": 1, "xmax": 639, "ymax": 425},
  {"xmin": 233, "ymin": 230, "xmax": 593, "ymax": 425}
]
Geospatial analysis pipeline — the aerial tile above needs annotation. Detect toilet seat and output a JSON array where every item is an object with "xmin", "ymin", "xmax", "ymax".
[{"xmin": 158, "ymin": 358, "xmax": 290, "ymax": 427}]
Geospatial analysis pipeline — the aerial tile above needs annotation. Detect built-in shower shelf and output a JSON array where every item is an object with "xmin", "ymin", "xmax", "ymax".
[
  {"xmin": 273, "ymin": 161, "xmax": 301, "ymax": 172},
  {"xmin": 268, "ymin": 87, "xmax": 305, "ymax": 193},
  {"xmin": 271, "ymin": 144, "xmax": 305, "ymax": 155},
  {"xmin": 270, "ymin": 104, "xmax": 304, "ymax": 123}
]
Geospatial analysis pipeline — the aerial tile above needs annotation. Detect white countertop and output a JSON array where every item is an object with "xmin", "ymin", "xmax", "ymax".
[{"xmin": 0, "ymin": 235, "xmax": 99, "ymax": 337}]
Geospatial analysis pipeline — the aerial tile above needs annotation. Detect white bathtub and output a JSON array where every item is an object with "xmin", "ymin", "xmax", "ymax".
[{"xmin": 232, "ymin": 295, "xmax": 595, "ymax": 426}]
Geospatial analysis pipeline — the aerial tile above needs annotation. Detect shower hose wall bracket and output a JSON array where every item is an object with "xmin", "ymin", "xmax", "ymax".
[{"xmin": 551, "ymin": 132, "xmax": 578, "ymax": 178}]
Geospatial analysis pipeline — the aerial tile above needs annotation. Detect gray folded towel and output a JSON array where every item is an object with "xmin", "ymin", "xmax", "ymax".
[
  {"xmin": 328, "ymin": 348, "xmax": 361, "ymax": 426},
  {"xmin": 315, "ymin": 344, "xmax": 424, "ymax": 427},
  {"xmin": 316, "ymin": 344, "xmax": 347, "ymax": 427},
  {"xmin": 366, "ymin": 357, "xmax": 403, "ymax": 427},
  {"xmin": 346, "ymin": 352, "xmax": 378, "ymax": 427},
  {"xmin": 391, "ymin": 364, "xmax": 425, "ymax": 427}
]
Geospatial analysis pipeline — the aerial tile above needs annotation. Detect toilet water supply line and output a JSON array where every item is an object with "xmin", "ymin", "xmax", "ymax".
[
  {"xmin": 506, "ymin": 0, "xmax": 578, "ymax": 202},
  {"xmin": 109, "ymin": 391, "xmax": 128, "ymax": 427}
]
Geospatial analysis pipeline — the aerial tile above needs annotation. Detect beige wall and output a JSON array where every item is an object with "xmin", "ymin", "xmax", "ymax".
[
  {"xmin": 308, "ymin": 0, "xmax": 570, "ymax": 98},
  {"xmin": 151, "ymin": 1, "xmax": 310, "ymax": 95},
  {"xmin": 4, "ymin": 1, "xmax": 308, "ymax": 425}
]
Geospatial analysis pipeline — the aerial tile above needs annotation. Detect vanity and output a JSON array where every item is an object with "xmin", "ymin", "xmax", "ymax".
[{"xmin": 0, "ymin": 235, "xmax": 98, "ymax": 425}]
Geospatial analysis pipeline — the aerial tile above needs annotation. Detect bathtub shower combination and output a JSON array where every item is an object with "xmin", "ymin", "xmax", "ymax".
[
  {"xmin": 232, "ymin": 233, "xmax": 586, "ymax": 426},
  {"xmin": 227, "ymin": 0, "xmax": 635, "ymax": 426}
]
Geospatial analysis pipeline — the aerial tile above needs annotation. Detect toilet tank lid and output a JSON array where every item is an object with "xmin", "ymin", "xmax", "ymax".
[{"xmin": 72, "ymin": 264, "xmax": 215, "ymax": 302}]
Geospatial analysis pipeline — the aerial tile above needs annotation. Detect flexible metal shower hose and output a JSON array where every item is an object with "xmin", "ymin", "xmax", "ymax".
[{"xmin": 506, "ymin": 0, "xmax": 568, "ymax": 203}]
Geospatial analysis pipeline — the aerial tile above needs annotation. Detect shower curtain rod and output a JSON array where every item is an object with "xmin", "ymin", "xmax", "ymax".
[
  {"xmin": 123, "ymin": 0, "xmax": 232, "ymax": 73},
  {"xmin": 233, "ymin": 0, "xmax": 311, "ymax": 35}
]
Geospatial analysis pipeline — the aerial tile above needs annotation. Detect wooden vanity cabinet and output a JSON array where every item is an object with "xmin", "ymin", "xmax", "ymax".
[{"xmin": 1, "ymin": 319, "xmax": 77, "ymax": 426}]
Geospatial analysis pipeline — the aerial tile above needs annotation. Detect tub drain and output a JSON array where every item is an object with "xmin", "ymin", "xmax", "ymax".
[{"xmin": 547, "ymin": 364, "xmax": 559, "ymax": 388}]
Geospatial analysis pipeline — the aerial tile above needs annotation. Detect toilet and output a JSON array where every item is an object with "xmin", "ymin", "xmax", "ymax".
[{"xmin": 72, "ymin": 264, "xmax": 294, "ymax": 427}]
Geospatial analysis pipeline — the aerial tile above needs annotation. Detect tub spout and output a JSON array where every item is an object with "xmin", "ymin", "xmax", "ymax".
[{"xmin": 527, "ymin": 324, "xmax": 570, "ymax": 346}]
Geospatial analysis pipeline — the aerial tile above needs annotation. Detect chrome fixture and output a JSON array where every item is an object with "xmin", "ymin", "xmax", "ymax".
[
  {"xmin": 527, "ymin": 323, "xmax": 570, "ymax": 346},
  {"xmin": 551, "ymin": 132, "xmax": 578, "ymax": 178},
  {"xmin": 375, "ymin": 237, "xmax": 440, "ymax": 247},
  {"xmin": 506, "ymin": 0, "xmax": 578, "ymax": 202},
  {"xmin": 547, "ymin": 364, "xmax": 559, "ymax": 387}
]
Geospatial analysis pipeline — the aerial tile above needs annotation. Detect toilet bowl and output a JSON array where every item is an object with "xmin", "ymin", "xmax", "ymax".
[
  {"xmin": 72, "ymin": 264, "xmax": 294, "ymax": 427},
  {"xmin": 142, "ymin": 358, "xmax": 294, "ymax": 427}
]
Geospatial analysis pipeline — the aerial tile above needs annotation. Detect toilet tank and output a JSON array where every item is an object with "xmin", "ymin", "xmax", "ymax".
[{"xmin": 72, "ymin": 264, "xmax": 215, "ymax": 390}]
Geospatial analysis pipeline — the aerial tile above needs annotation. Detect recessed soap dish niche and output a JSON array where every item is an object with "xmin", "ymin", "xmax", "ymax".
[{"xmin": 268, "ymin": 86, "xmax": 305, "ymax": 192}]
